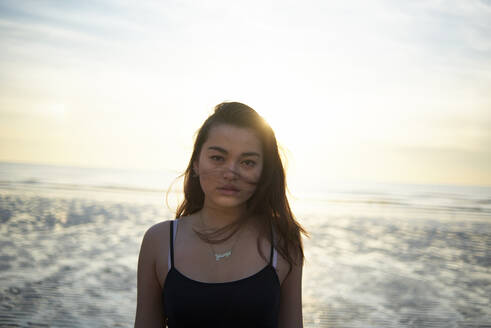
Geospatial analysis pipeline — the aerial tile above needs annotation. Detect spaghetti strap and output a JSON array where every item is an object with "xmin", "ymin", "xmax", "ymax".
[
  {"xmin": 272, "ymin": 247, "xmax": 277, "ymax": 269},
  {"xmin": 168, "ymin": 220, "xmax": 178, "ymax": 271},
  {"xmin": 270, "ymin": 225, "xmax": 278, "ymax": 269}
]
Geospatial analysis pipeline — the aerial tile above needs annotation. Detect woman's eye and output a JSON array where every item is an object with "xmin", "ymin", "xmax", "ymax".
[
  {"xmin": 210, "ymin": 155, "xmax": 224, "ymax": 162},
  {"xmin": 242, "ymin": 160, "xmax": 256, "ymax": 167}
]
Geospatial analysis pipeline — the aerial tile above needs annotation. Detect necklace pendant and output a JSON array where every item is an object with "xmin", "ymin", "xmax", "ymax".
[{"xmin": 215, "ymin": 250, "xmax": 232, "ymax": 261}]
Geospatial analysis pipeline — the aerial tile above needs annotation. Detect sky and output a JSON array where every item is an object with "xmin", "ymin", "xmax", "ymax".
[{"xmin": 0, "ymin": 0, "xmax": 490, "ymax": 187}]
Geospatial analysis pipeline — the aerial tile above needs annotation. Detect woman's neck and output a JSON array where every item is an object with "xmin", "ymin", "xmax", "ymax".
[{"xmin": 199, "ymin": 204, "xmax": 246, "ymax": 229}]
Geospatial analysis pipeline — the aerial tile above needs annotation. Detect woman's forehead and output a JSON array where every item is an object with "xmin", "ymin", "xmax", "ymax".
[{"xmin": 203, "ymin": 124, "xmax": 262, "ymax": 154}]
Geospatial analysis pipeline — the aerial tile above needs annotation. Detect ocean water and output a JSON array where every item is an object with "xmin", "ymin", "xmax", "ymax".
[{"xmin": 0, "ymin": 161, "xmax": 490, "ymax": 327}]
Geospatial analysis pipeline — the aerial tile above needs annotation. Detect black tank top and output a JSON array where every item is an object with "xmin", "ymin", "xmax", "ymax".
[{"xmin": 162, "ymin": 220, "xmax": 281, "ymax": 328}]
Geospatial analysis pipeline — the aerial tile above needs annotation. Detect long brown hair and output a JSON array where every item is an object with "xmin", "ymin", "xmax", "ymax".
[{"xmin": 175, "ymin": 102, "xmax": 307, "ymax": 268}]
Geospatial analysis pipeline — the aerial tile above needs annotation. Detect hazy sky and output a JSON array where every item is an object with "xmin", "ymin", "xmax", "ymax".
[{"xmin": 1, "ymin": 0, "xmax": 490, "ymax": 186}]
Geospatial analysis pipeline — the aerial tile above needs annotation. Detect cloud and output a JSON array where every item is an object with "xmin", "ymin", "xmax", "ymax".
[
  {"xmin": 0, "ymin": 0, "xmax": 490, "ymax": 184},
  {"xmin": 381, "ymin": 1, "xmax": 491, "ymax": 65}
]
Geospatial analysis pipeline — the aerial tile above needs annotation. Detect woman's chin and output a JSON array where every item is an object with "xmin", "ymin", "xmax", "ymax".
[{"xmin": 207, "ymin": 196, "xmax": 249, "ymax": 209}]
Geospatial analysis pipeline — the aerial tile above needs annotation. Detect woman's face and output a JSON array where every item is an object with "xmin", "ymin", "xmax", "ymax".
[{"xmin": 194, "ymin": 124, "xmax": 263, "ymax": 210}]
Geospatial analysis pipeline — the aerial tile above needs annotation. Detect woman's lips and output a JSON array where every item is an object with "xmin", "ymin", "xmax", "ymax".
[{"xmin": 217, "ymin": 185, "xmax": 240, "ymax": 195}]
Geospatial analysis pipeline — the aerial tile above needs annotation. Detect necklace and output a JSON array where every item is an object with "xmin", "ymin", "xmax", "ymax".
[{"xmin": 199, "ymin": 211, "xmax": 244, "ymax": 262}]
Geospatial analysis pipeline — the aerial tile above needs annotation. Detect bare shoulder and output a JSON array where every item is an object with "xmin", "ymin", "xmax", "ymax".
[
  {"xmin": 140, "ymin": 220, "xmax": 173, "ymax": 287},
  {"xmin": 275, "ymin": 242, "xmax": 303, "ymax": 284},
  {"xmin": 146, "ymin": 219, "xmax": 172, "ymax": 236},
  {"xmin": 141, "ymin": 220, "xmax": 172, "ymax": 250},
  {"xmin": 270, "ymin": 223, "xmax": 303, "ymax": 286}
]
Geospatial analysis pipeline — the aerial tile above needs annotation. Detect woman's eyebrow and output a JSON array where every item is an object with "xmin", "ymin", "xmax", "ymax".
[
  {"xmin": 207, "ymin": 146, "xmax": 227, "ymax": 154},
  {"xmin": 207, "ymin": 146, "xmax": 261, "ymax": 157},
  {"xmin": 242, "ymin": 152, "xmax": 261, "ymax": 157}
]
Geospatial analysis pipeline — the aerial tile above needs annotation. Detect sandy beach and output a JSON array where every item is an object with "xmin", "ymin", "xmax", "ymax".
[{"xmin": 0, "ymin": 163, "xmax": 490, "ymax": 327}]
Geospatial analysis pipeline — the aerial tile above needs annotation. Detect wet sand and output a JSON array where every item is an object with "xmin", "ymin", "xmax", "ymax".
[{"xmin": 1, "ymin": 182, "xmax": 490, "ymax": 327}]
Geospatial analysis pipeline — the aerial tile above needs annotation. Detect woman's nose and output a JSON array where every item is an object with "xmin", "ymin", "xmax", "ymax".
[{"xmin": 223, "ymin": 164, "xmax": 239, "ymax": 180}]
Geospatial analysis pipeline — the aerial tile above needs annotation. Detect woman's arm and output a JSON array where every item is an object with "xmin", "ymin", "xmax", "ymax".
[
  {"xmin": 135, "ymin": 224, "xmax": 167, "ymax": 328},
  {"xmin": 278, "ymin": 252, "xmax": 304, "ymax": 328}
]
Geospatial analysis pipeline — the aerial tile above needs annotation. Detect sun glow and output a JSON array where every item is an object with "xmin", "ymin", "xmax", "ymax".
[
  {"xmin": 1, "ymin": 1, "xmax": 489, "ymax": 186},
  {"xmin": 50, "ymin": 104, "xmax": 65, "ymax": 116}
]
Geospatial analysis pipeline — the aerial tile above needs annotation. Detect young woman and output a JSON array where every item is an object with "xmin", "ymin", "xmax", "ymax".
[{"xmin": 135, "ymin": 102, "xmax": 307, "ymax": 327}]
